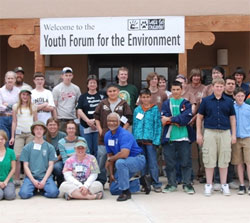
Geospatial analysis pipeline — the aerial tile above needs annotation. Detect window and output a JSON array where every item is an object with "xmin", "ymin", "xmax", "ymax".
[
  {"xmin": 98, "ymin": 67, "xmax": 119, "ymax": 91},
  {"xmin": 141, "ymin": 67, "xmax": 168, "ymax": 88}
]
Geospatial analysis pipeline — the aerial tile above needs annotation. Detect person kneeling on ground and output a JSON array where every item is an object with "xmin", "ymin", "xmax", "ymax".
[
  {"xmin": 18, "ymin": 121, "xmax": 59, "ymax": 199},
  {"xmin": 105, "ymin": 112, "xmax": 147, "ymax": 201},
  {"xmin": 59, "ymin": 140, "xmax": 103, "ymax": 200}
]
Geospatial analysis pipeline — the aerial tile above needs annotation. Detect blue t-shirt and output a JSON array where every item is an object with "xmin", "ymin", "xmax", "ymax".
[
  {"xmin": 20, "ymin": 141, "xmax": 57, "ymax": 179},
  {"xmin": 198, "ymin": 93, "xmax": 235, "ymax": 130},
  {"xmin": 104, "ymin": 126, "xmax": 142, "ymax": 157}
]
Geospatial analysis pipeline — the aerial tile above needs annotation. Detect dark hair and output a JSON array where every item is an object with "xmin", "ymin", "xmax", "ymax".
[
  {"xmin": 106, "ymin": 83, "xmax": 120, "ymax": 90},
  {"xmin": 233, "ymin": 87, "xmax": 246, "ymax": 96},
  {"xmin": 233, "ymin": 67, "xmax": 246, "ymax": 80},
  {"xmin": 87, "ymin": 74, "xmax": 98, "ymax": 84},
  {"xmin": 45, "ymin": 118, "xmax": 60, "ymax": 143},
  {"xmin": 139, "ymin": 88, "xmax": 151, "ymax": 96},
  {"xmin": 33, "ymin": 72, "xmax": 45, "ymax": 79},
  {"xmin": 171, "ymin": 81, "xmax": 182, "ymax": 89},
  {"xmin": 158, "ymin": 75, "xmax": 166, "ymax": 82},
  {"xmin": 225, "ymin": 76, "xmax": 236, "ymax": 83},
  {"xmin": 212, "ymin": 66, "xmax": 225, "ymax": 78},
  {"xmin": 66, "ymin": 121, "xmax": 78, "ymax": 131}
]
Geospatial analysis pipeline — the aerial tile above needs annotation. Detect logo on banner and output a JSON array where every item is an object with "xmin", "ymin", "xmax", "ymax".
[{"xmin": 128, "ymin": 19, "xmax": 165, "ymax": 31}]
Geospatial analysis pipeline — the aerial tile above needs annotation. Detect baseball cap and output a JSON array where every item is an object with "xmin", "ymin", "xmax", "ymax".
[
  {"xmin": 14, "ymin": 67, "xmax": 24, "ymax": 74},
  {"xmin": 74, "ymin": 140, "xmax": 88, "ymax": 149},
  {"xmin": 20, "ymin": 85, "xmax": 32, "ymax": 94},
  {"xmin": 62, "ymin": 67, "xmax": 73, "ymax": 74}
]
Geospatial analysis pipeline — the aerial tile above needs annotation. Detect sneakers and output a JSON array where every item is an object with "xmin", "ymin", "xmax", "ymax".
[
  {"xmin": 162, "ymin": 185, "xmax": 177, "ymax": 193},
  {"xmin": 204, "ymin": 184, "xmax": 213, "ymax": 196},
  {"xmin": 238, "ymin": 185, "xmax": 246, "ymax": 195},
  {"xmin": 221, "ymin": 184, "xmax": 231, "ymax": 196},
  {"xmin": 183, "ymin": 184, "xmax": 195, "ymax": 195},
  {"xmin": 154, "ymin": 187, "xmax": 162, "ymax": 193},
  {"xmin": 117, "ymin": 190, "xmax": 131, "ymax": 202},
  {"xmin": 248, "ymin": 186, "xmax": 250, "ymax": 195},
  {"xmin": 229, "ymin": 181, "xmax": 238, "ymax": 190},
  {"xmin": 140, "ymin": 175, "xmax": 151, "ymax": 195},
  {"xmin": 14, "ymin": 180, "xmax": 21, "ymax": 187},
  {"xmin": 213, "ymin": 183, "xmax": 221, "ymax": 191}
]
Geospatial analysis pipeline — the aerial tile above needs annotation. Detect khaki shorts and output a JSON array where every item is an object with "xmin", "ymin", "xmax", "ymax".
[
  {"xmin": 14, "ymin": 133, "xmax": 34, "ymax": 157},
  {"xmin": 59, "ymin": 181, "xmax": 103, "ymax": 197},
  {"xmin": 202, "ymin": 129, "xmax": 231, "ymax": 168},
  {"xmin": 231, "ymin": 137, "xmax": 250, "ymax": 165}
]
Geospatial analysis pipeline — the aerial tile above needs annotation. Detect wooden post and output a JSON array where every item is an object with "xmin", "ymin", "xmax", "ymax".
[{"xmin": 178, "ymin": 50, "xmax": 187, "ymax": 76}]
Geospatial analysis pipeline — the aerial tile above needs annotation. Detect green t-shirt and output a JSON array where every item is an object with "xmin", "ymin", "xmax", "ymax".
[
  {"xmin": 170, "ymin": 98, "xmax": 188, "ymax": 141},
  {"xmin": 0, "ymin": 148, "xmax": 16, "ymax": 182},
  {"xmin": 118, "ymin": 84, "xmax": 138, "ymax": 112},
  {"xmin": 20, "ymin": 141, "xmax": 57, "ymax": 179}
]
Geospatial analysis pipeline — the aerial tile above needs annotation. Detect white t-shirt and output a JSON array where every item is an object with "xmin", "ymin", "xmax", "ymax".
[
  {"xmin": 52, "ymin": 82, "xmax": 81, "ymax": 119},
  {"xmin": 31, "ymin": 88, "xmax": 55, "ymax": 124}
]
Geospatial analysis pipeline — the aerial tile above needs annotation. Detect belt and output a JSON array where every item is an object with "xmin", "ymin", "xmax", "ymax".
[
  {"xmin": 0, "ymin": 113, "xmax": 12, "ymax": 117},
  {"xmin": 59, "ymin": 119, "xmax": 73, "ymax": 122}
]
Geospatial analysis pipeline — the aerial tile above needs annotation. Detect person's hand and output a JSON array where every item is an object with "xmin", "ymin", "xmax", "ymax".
[
  {"xmin": 9, "ymin": 137, "xmax": 15, "ymax": 146},
  {"xmin": 161, "ymin": 116, "xmax": 171, "ymax": 126},
  {"xmin": 79, "ymin": 186, "xmax": 89, "ymax": 195},
  {"xmin": 38, "ymin": 180, "xmax": 46, "ymax": 189},
  {"xmin": 86, "ymin": 119, "xmax": 95, "ymax": 127},
  {"xmin": 0, "ymin": 182, "xmax": 6, "ymax": 189},
  {"xmin": 109, "ymin": 174, "xmax": 115, "ymax": 184},
  {"xmin": 32, "ymin": 179, "xmax": 40, "ymax": 189},
  {"xmin": 197, "ymin": 134, "xmax": 203, "ymax": 147},
  {"xmin": 231, "ymin": 135, "xmax": 237, "ymax": 144}
]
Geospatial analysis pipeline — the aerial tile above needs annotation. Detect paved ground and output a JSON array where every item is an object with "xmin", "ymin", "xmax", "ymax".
[{"xmin": 1, "ymin": 177, "xmax": 249, "ymax": 223}]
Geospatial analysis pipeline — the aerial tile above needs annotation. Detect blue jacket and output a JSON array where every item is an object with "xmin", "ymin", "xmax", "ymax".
[
  {"xmin": 161, "ymin": 98, "xmax": 195, "ymax": 143},
  {"xmin": 132, "ymin": 105, "xmax": 162, "ymax": 146}
]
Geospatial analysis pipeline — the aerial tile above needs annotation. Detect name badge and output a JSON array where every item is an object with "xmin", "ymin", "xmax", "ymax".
[
  {"xmin": 136, "ymin": 113, "xmax": 144, "ymax": 120},
  {"xmin": 33, "ymin": 143, "xmax": 41, "ymax": 151},
  {"xmin": 108, "ymin": 139, "xmax": 115, "ymax": 146},
  {"xmin": 120, "ymin": 115, "xmax": 128, "ymax": 124},
  {"xmin": 75, "ymin": 165, "xmax": 83, "ymax": 172}
]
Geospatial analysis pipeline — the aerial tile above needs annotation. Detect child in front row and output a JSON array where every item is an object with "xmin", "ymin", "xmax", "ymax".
[
  {"xmin": 232, "ymin": 88, "xmax": 250, "ymax": 195},
  {"xmin": 133, "ymin": 88, "xmax": 162, "ymax": 193}
]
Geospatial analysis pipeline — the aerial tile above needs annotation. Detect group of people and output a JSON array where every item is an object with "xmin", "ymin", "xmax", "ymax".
[{"xmin": 0, "ymin": 65, "xmax": 250, "ymax": 202}]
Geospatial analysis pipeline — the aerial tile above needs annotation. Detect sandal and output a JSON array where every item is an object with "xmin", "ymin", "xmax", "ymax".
[
  {"xmin": 95, "ymin": 191, "xmax": 103, "ymax": 200},
  {"xmin": 64, "ymin": 193, "xmax": 71, "ymax": 200}
]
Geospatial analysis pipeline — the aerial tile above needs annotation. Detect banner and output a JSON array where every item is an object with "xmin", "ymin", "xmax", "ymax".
[{"xmin": 40, "ymin": 16, "xmax": 185, "ymax": 55}]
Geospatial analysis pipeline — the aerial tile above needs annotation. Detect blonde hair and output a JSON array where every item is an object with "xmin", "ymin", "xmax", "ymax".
[
  {"xmin": 0, "ymin": 130, "xmax": 8, "ymax": 141},
  {"xmin": 15, "ymin": 92, "xmax": 33, "ymax": 115},
  {"xmin": 212, "ymin": 78, "xmax": 225, "ymax": 86}
]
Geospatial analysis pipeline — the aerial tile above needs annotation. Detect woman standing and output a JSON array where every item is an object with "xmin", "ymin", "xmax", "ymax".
[
  {"xmin": 0, "ymin": 71, "xmax": 20, "ymax": 146},
  {"xmin": 59, "ymin": 140, "xmax": 103, "ymax": 200},
  {"xmin": 44, "ymin": 118, "xmax": 66, "ymax": 187},
  {"xmin": 9, "ymin": 86, "xmax": 37, "ymax": 186},
  {"xmin": 77, "ymin": 75, "xmax": 104, "ymax": 157},
  {"xmin": 0, "ymin": 130, "xmax": 16, "ymax": 200}
]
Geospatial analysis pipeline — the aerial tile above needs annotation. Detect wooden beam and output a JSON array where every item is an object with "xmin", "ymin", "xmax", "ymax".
[
  {"xmin": 0, "ymin": 19, "xmax": 39, "ymax": 35},
  {"xmin": 186, "ymin": 32, "xmax": 215, "ymax": 49},
  {"xmin": 186, "ymin": 15, "xmax": 250, "ymax": 32},
  {"xmin": 178, "ymin": 50, "xmax": 187, "ymax": 76}
]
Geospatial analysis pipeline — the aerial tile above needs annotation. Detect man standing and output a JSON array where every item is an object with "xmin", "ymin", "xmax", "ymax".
[
  {"xmin": 197, "ymin": 78, "xmax": 236, "ymax": 196},
  {"xmin": 105, "ymin": 113, "xmax": 146, "ymax": 201},
  {"xmin": 14, "ymin": 67, "xmax": 32, "ymax": 89},
  {"xmin": 117, "ymin": 67, "xmax": 138, "ymax": 112},
  {"xmin": 19, "ymin": 121, "xmax": 59, "ymax": 199},
  {"xmin": 52, "ymin": 67, "xmax": 81, "ymax": 131},
  {"xmin": 32, "ymin": 73, "xmax": 56, "ymax": 124}
]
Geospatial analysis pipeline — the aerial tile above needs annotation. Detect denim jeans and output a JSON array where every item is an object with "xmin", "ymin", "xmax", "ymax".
[
  {"xmin": 96, "ymin": 145, "xmax": 107, "ymax": 185},
  {"xmin": 0, "ymin": 116, "xmax": 12, "ymax": 147},
  {"xmin": 0, "ymin": 182, "xmax": 16, "ymax": 200},
  {"xmin": 163, "ymin": 141, "xmax": 192, "ymax": 187},
  {"xmin": 79, "ymin": 124, "xmax": 98, "ymax": 157},
  {"xmin": 141, "ymin": 144, "xmax": 162, "ymax": 188},
  {"xmin": 19, "ymin": 176, "xmax": 59, "ymax": 199},
  {"xmin": 111, "ymin": 155, "xmax": 145, "ymax": 192},
  {"xmin": 53, "ymin": 161, "xmax": 64, "ymax": 187}
]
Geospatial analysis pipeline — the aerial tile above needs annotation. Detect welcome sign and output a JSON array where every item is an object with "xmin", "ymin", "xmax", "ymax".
[{"xmin": 40, "ymin": 16, "xmax": 185, "ymax": 55}]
